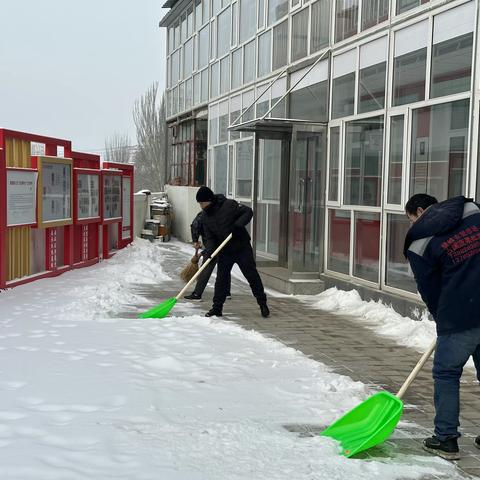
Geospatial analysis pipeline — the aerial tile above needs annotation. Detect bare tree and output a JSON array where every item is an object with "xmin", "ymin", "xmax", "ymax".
[
  {"xmin": 133, "ymin": 82, "xmax": 167, "ymax": 192},
  {"xmin": 104, "ymin": 132, "xmax": 133, "ymax": 164}
]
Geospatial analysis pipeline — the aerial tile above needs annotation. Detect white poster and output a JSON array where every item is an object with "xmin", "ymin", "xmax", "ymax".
[
  {"xmin": 103, "ymin": 174, "xmax": 121, "ymax": 219},
  {"xmin": 42, "ymin": 162, "xmax": 71, "ymax": 222},
  {"xmin": 7, "ymin": 170, "xmax": 38, "ymax": 226},
  {"xmin": 77, "ymin": 174, "xmax": 99, "ymax": 219},
  {"xmin": 122, "ymin": 176, "xmax": 131, "ymax": 239}
]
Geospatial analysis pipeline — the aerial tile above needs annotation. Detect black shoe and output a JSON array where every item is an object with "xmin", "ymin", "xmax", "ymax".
[
  {"xmin": 184, "ymin": 292, "xmax": 202, "ymax": 301},
  {"xmin": 260, "ymin": 304, "xmax": 270, "ymax": 318},
  {"xmin": 423, "ymin": 436, "xmax": 460, "ymax": 460},
  {"xmin": 205, "ymin": 308, "xmax": 222, "ymax": 317},
  {"xmin": 475, "ymin": 436, "xmax": 480, "ymax": 449}
]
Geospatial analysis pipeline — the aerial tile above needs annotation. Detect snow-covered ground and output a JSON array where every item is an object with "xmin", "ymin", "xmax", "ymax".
[{"xmin": 0, "ymin": 240, "xmax": 463, "ymax": 479}]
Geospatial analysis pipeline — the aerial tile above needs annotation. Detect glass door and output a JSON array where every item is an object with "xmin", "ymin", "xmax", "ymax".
[{"xmin": 289, "ymin": 126, "xmax": 326, "ymax": 273}]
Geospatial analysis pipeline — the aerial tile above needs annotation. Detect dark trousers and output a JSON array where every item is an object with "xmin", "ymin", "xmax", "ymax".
[
  {"xmin": 432, "ymin": 325, "xmax": 480, "ymax": 440},
  {"xmin": 213, "ymin": 245, "xmax": 267, "ymax": 311},
  {"xmin": 193, "ymin": 255, "xmax": 231, "ymax": 297}
]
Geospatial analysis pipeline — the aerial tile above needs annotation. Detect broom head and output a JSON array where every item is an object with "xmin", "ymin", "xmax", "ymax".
[{"xmin": 180, "ymin": 251, "xmax": 200, "ymax": 282}]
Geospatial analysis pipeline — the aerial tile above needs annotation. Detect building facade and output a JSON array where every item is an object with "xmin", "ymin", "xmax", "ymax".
[{"xmin": 160, "ymin": 0, "xmax": 480, "ymax": 300}]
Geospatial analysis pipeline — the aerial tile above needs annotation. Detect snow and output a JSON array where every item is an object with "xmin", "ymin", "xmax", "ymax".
[{"xmin": 0, "ymin": 240, "xmax": 463, "ymax": 479}]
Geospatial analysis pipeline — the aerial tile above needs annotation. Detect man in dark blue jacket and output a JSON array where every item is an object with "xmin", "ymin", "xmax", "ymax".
[
  {"xmin": 184, "ymin": 211, "xmax": 231, "ymax": 301},
  {"xmin": 195, "ymin": 186, "xmax": 269, "ymax": 318},
  {"xmin": 404, "ymin": 194, "xmax": 480, "ymax": 460}
]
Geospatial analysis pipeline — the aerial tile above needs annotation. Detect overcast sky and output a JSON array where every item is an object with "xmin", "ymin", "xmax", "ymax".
[{"xmin": 0, "ymin": 0, "xmax": 167, "ymax": 153}]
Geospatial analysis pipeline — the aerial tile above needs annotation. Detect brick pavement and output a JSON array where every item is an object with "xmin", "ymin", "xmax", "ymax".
[{"xmin": 124, "ymin": 242, "xmax": 480, "ymax": 478}]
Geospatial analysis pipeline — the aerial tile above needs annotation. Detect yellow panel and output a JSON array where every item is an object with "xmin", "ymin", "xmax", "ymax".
[
  {"xmin": 7, "ymin": 227, "xmax": 30, "ymax": 281},
  {"xmin": 5, "ymin": 138, "xmax": 31, "ymax": 168}
]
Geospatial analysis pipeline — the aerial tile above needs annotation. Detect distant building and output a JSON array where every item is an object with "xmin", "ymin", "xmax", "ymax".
[{"xmin": 159, "ymin": 0, "xmax": 479, "ymax": 301}]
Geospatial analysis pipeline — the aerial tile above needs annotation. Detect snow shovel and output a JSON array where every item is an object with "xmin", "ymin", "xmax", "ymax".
[
  {"xmin": 321, "ymin": 338, "xmax": 436, "ymax": 457},
  {"xmin": 138, "ymin": 234, "xmax": 233, "ymax": 319}
]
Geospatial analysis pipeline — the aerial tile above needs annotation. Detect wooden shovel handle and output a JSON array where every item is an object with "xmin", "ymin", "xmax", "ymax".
[
  {"xmin": 396, "ymin": 338, "xmax": 436, "ymax": 400},
  {"xmin": 176, "ymin": 234, "xmax": 233, "ymax": 300}
]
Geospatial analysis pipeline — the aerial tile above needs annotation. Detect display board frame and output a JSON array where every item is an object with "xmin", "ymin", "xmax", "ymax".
[
  {"xmin": 73, "ymin": 168, "xmax": 101, "ymax": 225},
  {"xmin": 6, "ymin": 167, "xmax": 38, "ymax": 227},
  {"xmin": 101, "ymin": 169, "xmax": 123, "ymax": 224},
  {"xmin": 34, "ymin": 156, "xmax": 73, "ymax": 228}
]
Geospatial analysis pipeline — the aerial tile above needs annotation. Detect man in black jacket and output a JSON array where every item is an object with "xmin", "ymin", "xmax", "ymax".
[
  {"xmin": 404, "ymin": 194, "xmax": 480, "ymax": 460},
  {"xmin": 184, "ymin": 211, "xmax": 231, "ymax": 301},
  {"xmin": 195, "ymin": 186, "xmax": 269, "ymax": 318}
]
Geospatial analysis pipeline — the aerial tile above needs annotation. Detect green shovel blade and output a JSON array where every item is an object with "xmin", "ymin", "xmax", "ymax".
[
  {"xmin": 321, "ymin": 391, "xmax": 403, "ymax": 457},
  {"xmin": 138, "ymin": 297, "xmax": 177, "ymax": 319}
]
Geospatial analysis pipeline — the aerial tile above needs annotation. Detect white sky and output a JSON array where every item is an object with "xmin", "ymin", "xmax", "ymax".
[{"xmin": 0, "ymin": 0, "xmax": 168, "ymax": 153}]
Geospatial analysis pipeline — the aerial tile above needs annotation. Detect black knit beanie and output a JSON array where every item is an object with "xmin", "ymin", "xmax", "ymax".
[{"xmin": 196, "ymin": 186, "xmax": 215, "ymax": 202}]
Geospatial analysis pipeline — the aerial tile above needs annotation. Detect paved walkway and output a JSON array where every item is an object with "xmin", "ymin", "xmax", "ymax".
[{"xmin": 124, "ymin": 242, "xmax": 480, "ymax": 478}]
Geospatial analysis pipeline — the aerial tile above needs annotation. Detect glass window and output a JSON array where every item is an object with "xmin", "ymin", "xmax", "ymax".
[
  {"xmin": 217, "ymin": 7, "xmax": 231, "ymax": 57},
  {"xmin": 354, "ymin": 212, "xmax": 380, "ymax": 282},
  {"xmin": 273, "ymin": 20, "xmax": 288, "ymax": 71},
  {"xmin": 214, "ymin": 145, "xmax": 228, "ymax": 194},
  {"xmin": 230, "ymin": 95, "xmax": 242, "ymax": 140},
  {"xmin": 179, "ymin": 82, "xmax": 185, "ymax": 111},
  {"xmin": 209, "ymin": 105, "xmax": 219, "ymax": 145},
  {"xmin": 168, "ymin": 28, "xmax": 174, "ymax": 54},
  {"xmin": 256, "ymin": 85, "xmax": 270, "ymax": 118},
  {"xmin": 393, "ymin": 21, "xmax": 428, "ymax": 106},
  {"xmin": 198, "ymin": 25, "xmax": 210, "ymax": 69},
  {"xmin": 231, "ymin": 48, "xmax": 242, "ymax": 88},
  {"xmin": 359, "ymin": 37, "xmax": 387, "ymax": 113},
  {"xmin": 262, "ymin": 139, "xmax": 281, "ymax": 200},
  {"xmin": 242, "ymin": 90, "xmax": 255, "ymax": 123},
  {"xmin": 258, "ymin": 30, "xmax": 272, "ymax": 78},
  {"xmin": 236, "ymin": 139, "xmax": 253, "ymax": 197},
  {"xmin": 175, "ymin": 22, "xmax": 180, "ymax": 47},
  {"xmin": 203, "ymin": 0, "xmax": 210, "ymax": 22},
  {"xmin": 431, "ymin": 3, "xmax": 475, "ymax": 99},
  {"xmin": 290, "ymin": 62, "xmax": 329, "ymax": 122},
  {"xmin": 212, "ymin": 0, "xmax": 221, "ymax": 16},
  {"xmin": 240, "ymin": 0, "xmax": 256, "ymax": 42},
  {"xmin": 344, "ymin": 116, "xmax": 384, "ymax": 206},
  {"xmin": 291, "ymin": 8, "xmax": 309, "ymax": 62},
  {"xmin": 410, "ymin": 99, "xmax": 469, "ymax": 201},
  {"xmin": 387, "ymin": 115, "xmax": 404, "ymax": 205},
  {"xmin": 328, "ymin": 209, "xmax": 351, "ymax": 274},
  {"xmin": 181, "ymin": 14, "xmax": 187, "ymax": 43},
  {"xmin": 397, "ymin": 0, "xmax": 428, "ymax": 15},
  {"xmin": 210, "ymin": 61, "xmax": 220, "ymax": 98},
  {"xmin": 187, "ymin": 7, "xmax": 194, "ymax": 37},
  {"xmin": 258, "ymin": 0, "xmax": 265, "ymax": 28},
  {"xmin": 270, "ymin": 77, "xmax": 287, "ymax": 118},
  {"xmin": 185, "ymin": 78, "xmax": 193, "ymax": 109},
  {"xmin": 220, "ymin": 56, "xmax": 230, "ymax": 94},
  {"xmin": 184, "ymin": 39, "xmax": 194, "ymax": 77},
  {"xmin": 219, "ymin": 102, "xmax": 229, "ymax": 143},
  {"xmin": 201, "ymin": 68, "xmax": 209, "ymax": 102},
  {"xmin": 328, "ymin": 126, "xmax": 340, "ymax": 201},
  {"xmin": 228, "ymin": 144, "xmax": 234, "ymax": 195},
  {"xmin": 386, "ymin": 214, "xmax": 417, "ymax": 293},
  {"xmin": 231, "ymin": 2, "xmax": 237, "ymax": 46},
  {"xmin": 361, "ymin": 0, "xmax": 388, "ymax": 31},
  {"xmin": 335, "ymin": 0, "xmax": 358, "ymax": 42},
  {"xmin": 195, "ymin": 0, "xmax": 203, "ymax": 30},
  {"xmin": 193, "ymin": 73, "xmax": 201, "ymax": 105},
  {"xmin": 332, "ymin": 50, "xmax": 356, "ymax": 119},
  {"xmin": 243, "ymin": 40, "xmax": 256, "ymax": 83},
  {"xmin": 311, "ymin": 0, "xmax": 330, "ymax": 53},
  {"xmin": 211, "ymin": 19, "xmax": 217, "ymax": 60},
  {"xmin": 268, "ymin": 0, "xmax": 288, "ymax": 25},
  {"xmin": 172, "ymin": 50, "xmax": 180, "ymax": 85}
]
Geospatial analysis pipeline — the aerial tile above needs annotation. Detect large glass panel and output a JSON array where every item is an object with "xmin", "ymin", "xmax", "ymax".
[
  {"xmin": 240, "ymin": 0, "xmax": 256, "ymax": 42},
  {"xmin": 256, "ymin": 85, "xmax": 269, "ymax": 118},
  {"xmin": 361, "ymin": 0, "xmax": 388, "ymax": 31},
  {"xmin": 290, "ymin": 81, "xmax": 328, "ymax": 122},
  {"xmin": 231, "ymin": 2, "xmax": 237, "ymax": 46},
  {"xmin": 310, "ymin": 0, "xmax": 330, "ymax": 53},
  {"xmin": 335, "ymin": 0, "xmax": 358, "ymax": 42},
  {"xmin": 214, "ymin": 145, "xmax": 228, "ymax": 194},
  {"xmin": 268, "ymin": 0, "xmax": 288, "ymax": 25},
  {"xmin": 193, "ymin": 73, "xmax": 201, "ymax": 105},
  {"xmin": 386, "ymin": 214, "xmax": 417, "ymax": 293},
  {"xmin": 393, "ymin": 21, "xmax": 428, "ymax": 106},
  {"xmin": 210, "ymin": 62, "xmax": 220, "ymax": 98},
  {"xmin": 328, "ymin": 209, "xmax": 350, "ymax": 274},
  {"xmin": 209, "ymin": 106, "xmax": 219, "ymax": 144},
  {"xmin": 387, "ymin": 115, "xmax": 404, "ymax": 204},
  {"xmin": 258, "ymin": 30, "xmax": 272, "ymax": 78},
  {"xmin": 195, "ymin": 0, "xmax": 203, "ymax": 30},
  {"xmin": 198, "ymin": 25, "xmax": 210, "ymax": 69},
  {"xmin": 184, "ymin": 39, "xmax": 194, "ymax": 77},
  {"xmin": 187, "ymin": 6, "xmax": 194, "ymax": 37},
  {"xmin": 185, "ymin": 78, "xmax": 193, "ymax": 109},
  {"xmin": 359, "ymin": 37, "xmax": 387, "ymax": 113},
  {"xmin": 172, "ymin": 50, "xmax": 180, "ymax": 84},
  {"xmin": 344, "ymin": 116, "xmax": 384, "ymax": 206},
  {"xmin": 236, "ymin": 139, "xmax": 253, "ymax": 197},
  {"xmin": 220, "ymin": 56, "xmax": 230, "ymax": 94},
  {"xmin": 397, "ymin": 0, "xmax": 428, "ymax": 15},
  {"xmin": 228, "ymin": 144, "xmax": 234, "ymax": 195},
  {"xmin": 410, "ymin": 99, "xmax": 469, "ymax": 201},
  {"xmin": 212, "ymin": 0, "xmax": 221, "ymax": 16},
  {"xmin": 328, "ymin": 126, "xmax": 340, "ymax": 201},
  {"xmin": 217, "ymin": 7, "xmax": 230, "ymax": 57},
  {"xmin": 201, "ymin": 68, "xmax": 209, "ymax": 102},
  {"xmin": 273, "ymin": 21, "xmax": 288, "ymax": 71},
  {"xmin": 230, "ymin": 95, "xmax": 241, "ymax": 140},
  {"xmin": 219, "ymin": 103, "xmax": 229, "ymax": 143},
  {"xmin": 332, "ymin": 74, "xmax": 355, "ymax": 118},
  {"xmin": 291, "ymin": 8, "xmax": 309, "ymax": 62},
  {"xmin": 258, "ymin": 0, "xmax": 265, "ymax": 28},
  {"xmin": 243, "ymin": 40, "xmax": 256, "ymax": 83},
  {"xmin": 231, "ymin": 48, "xmax": 242, "ymax": 88},
  {"xmin": 354, "ymin": 212, "xmax": 380, "ymax": 282}
]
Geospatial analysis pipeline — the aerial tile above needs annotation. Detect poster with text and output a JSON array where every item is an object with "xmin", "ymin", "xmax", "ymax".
[
  {"xmin": 42, "ymin": 162, "xmax": 72, "ymax": 222},
  {"xmin": 77, "ymin": 174, "xmax": 100, "ymax": 219},
  {"xmin": 103, "ymin": 174, "xmax": 121, "ymax": 219},
  {"xmin": 7, "ymin": 170, "xmax": 37, "ymax": 226},
  {"xmin": 122, "ymin": 177, "xmax": 131, "ymax": 239}
]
